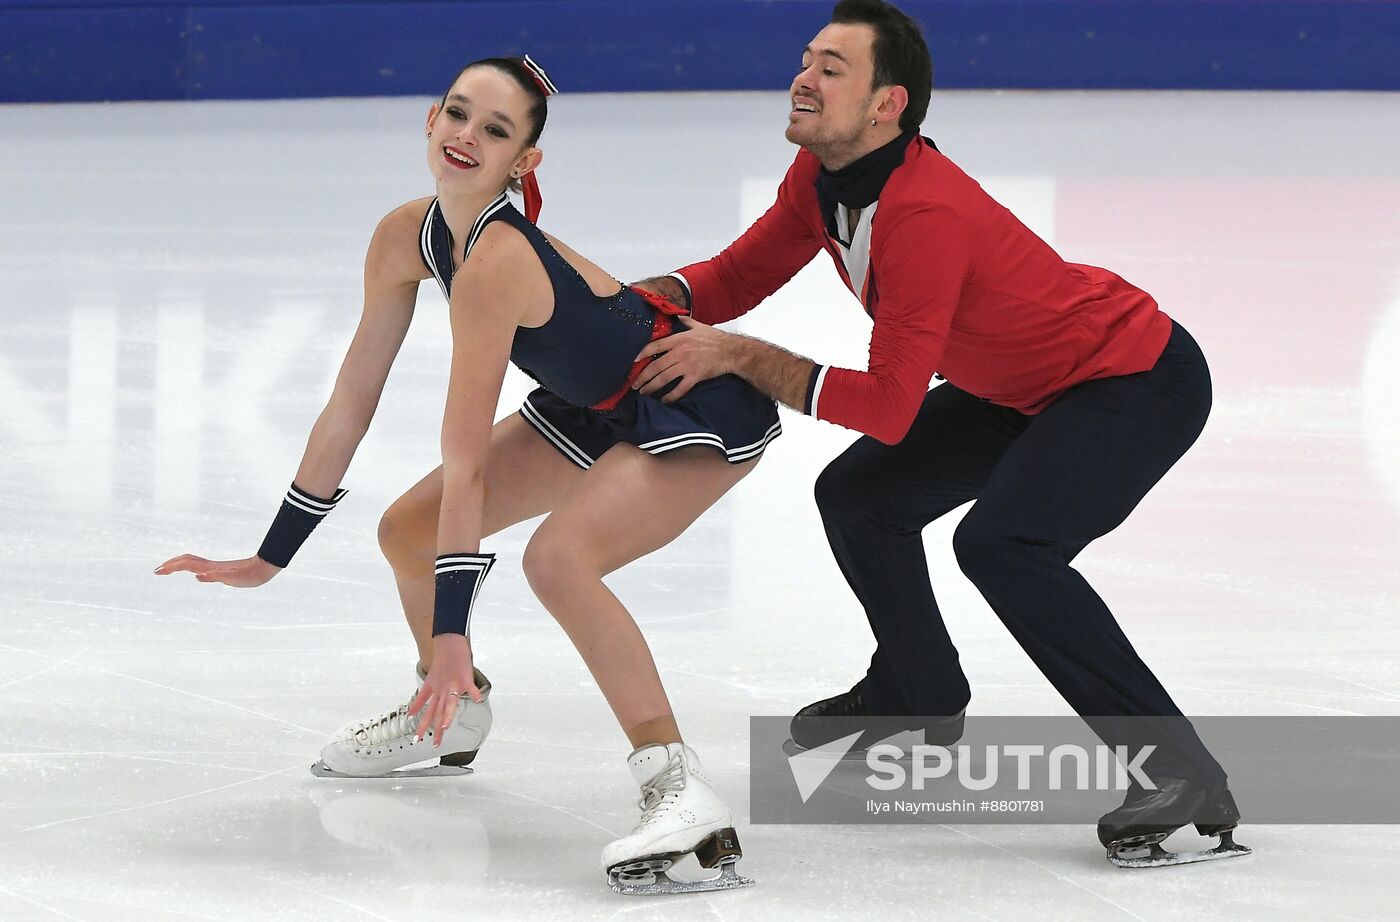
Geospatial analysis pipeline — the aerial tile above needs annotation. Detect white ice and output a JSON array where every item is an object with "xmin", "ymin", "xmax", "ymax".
[{"xmin": 1, "ymin": 89, "xmax": 1399, "ymax": 921}]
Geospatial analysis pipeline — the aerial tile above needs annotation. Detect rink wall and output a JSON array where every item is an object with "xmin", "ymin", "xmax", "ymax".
[{"xmin": 4, "ymin": 0, "xmax": 1399, "ymax": 103}]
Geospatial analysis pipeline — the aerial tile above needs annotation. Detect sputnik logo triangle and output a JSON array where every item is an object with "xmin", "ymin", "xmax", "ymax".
[{"xmin": 786, "ymin": 732, "xmax": 864, "ymax": 803}]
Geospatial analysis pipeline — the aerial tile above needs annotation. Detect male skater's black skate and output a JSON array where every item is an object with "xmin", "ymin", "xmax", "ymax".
[
  {"xmin": 783, "ymin": 684, "xmax": 964, "ymax": 758},
  {"xmin": 1098, "ymin": 777, "xmax": 1251, "ymax": 868}
]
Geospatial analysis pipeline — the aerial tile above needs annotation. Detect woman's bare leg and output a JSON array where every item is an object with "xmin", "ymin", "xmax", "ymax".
[
  {"xmin": 520, "ymin": 444, "xmax": 759, "ymax": 748},
  {"xmin": 377, "ymin": 413, "xmax": 586, "ymax": 667}
]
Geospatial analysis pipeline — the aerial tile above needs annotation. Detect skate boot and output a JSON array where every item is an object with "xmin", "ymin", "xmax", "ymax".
[
  {"xmin": 602, "ymin": 742, "xmax": 755, "ymax": 895},
  {"xmin": 786, "ymin": 683, "xmax": 965, "ymax": 756},
  {"xmin": 310, "ymin": 666, "xmax": 492, "ymax": 778},
  {"xmin": 1098, "ymin": 777, "xmax": 1251, "ymax": 868}
]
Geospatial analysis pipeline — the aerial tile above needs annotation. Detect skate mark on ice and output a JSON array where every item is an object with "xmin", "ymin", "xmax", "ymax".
[
  {"xmin": 17, "ymin": 598, "xmax": 157, "ymax": 617},
  {"xmin": 12, "ymin": 596, "xmax": 243, "ymax": 628},
  {"xmin": 240, "ymin": 621, "xmax": 401, "ymax": 630},
  {"xmin": 0, "ymin": 649, "xmax": 83, "ymax": 692},
  {"xmin": 1296, "ymin": 667, "xmax": 1400, "ymax": 704},
  {"xmin": 73, "ymin": 661, "xmax": 323, "ymax": 735},
  {"xmin": 245, "ymin": 874, "xmax": 397, "ymax": 921},
  {"xmin": 473, "ymin": 789, "xmax": 616, "ymax": 836},
  {"xmin": 5, "ymin": 887, "xmax": 227, "ymax": 921},
  {"xmin": 21, "ymin": 762, "xmax": 302, "ymax": 833},
  {"xmin": 0, "ymin": 749, "xmax": 306, "ymax": 775},
  {"xmin": 1173, "ymin": 682, "xmax": 1375, "ymax": 715},
  {"xmin": 943, "ymin": 826, "xmax": 1150, "ymax": 921},
  {"xmin": 841, "ymin": 845, "xmax": 1001, "ymax": 922},
  {"xmin": 658, "ymin": 666, "xmax": 798, "ymax": 697},
  {"xmin": 0, "ymin": 884, "xmax": 84, "ymax": 921}
]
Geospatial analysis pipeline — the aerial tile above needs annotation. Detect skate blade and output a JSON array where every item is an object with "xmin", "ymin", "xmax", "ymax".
[
  {"xmin": 309, "ymin": 760, "xmax": 474, "ymax": 779},
  {"xmin": 608, "ymin": 857, "xmax": 755, "ymax": 895},
  {"xmin": 781, "ymin": 738, "xmax": 874, "ymax": 761},
  {"xmin": 781, "ymin": 734, "xmax": 943, "ymax": 761},
  {"xmin": 1109, "ymin": 836, "xmax": 1252, "ymax": 869}
]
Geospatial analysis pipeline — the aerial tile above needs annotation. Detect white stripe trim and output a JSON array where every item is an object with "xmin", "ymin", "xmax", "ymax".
[
  {"xmin": 284, "ymin": 495, "xmax": 333, "ymax": 516},
  {"xmin": 638, "ymin": 419, "xmax": 782, "ymax": 463},
  {"xmin": 467, "ymin": 570, "xmax": 488, "ymax": 630},
  {"xmin": 522, "ymin": 55, "xmax": 558, "ymax": 95},
  {"xmin": 726, "ymin": 420, "xmax": 783, "ymax": 455},
  {"xmin": 637, "ymin": 431, "xmax": 724, "ymax": 451},
  {"xmin": 287, "ymin": 486, "xmax": 341, "ymax": 511},
  {"xmin": 436, "ymin": 555, "xmax": 492, "ymax": 566},
  {"xmin": 435, "ymin": 563, "xmax": 493, "ymax": 576},
  {"xmin": 810, "ymin": 365, "xmax": 831, "ymax": 417},
  {"xmin": 666, "ymin": 272, "xmax": 692, "ymax": 299},
  {"xmin": 519, "ymin": 398, "xmax": 595, "ymax": 469},
  {"xmin": 420, "ymin": 200, "xmax": 451, "ymax": 301},
  {"xmin": 436, "ymin": 555, "xmax": 493, "ymax": 567},
  {"xmin": 286, "ymin": 495, "xmax": 334, "ymax": 512},
  {"xmin": 463, "ymin": 193, "xmax": 511, "ymax": 263}
]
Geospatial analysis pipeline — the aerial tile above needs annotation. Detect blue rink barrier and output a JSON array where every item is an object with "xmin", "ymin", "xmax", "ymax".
[{"xmin": 3, "ymin": 0, "xmax": 1398, "ymax": 102}]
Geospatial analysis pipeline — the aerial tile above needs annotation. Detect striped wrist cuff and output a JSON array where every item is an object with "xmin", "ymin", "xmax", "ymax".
[
  {"xmin": 804, "ymin": 365, "xmax": 830, "ymax": 416},
  {"xmin": 433, "ymin": 552, "xmax": 497, "ymax": 637},
  {"xmin": 256, "ymin": 483, "xmax": 348, "ymax": 568}
]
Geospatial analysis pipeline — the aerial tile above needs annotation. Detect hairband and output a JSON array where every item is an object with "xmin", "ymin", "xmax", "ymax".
[
  {"xmin": 520, "ymin": 54, "xmax": 558, "ymax": 97},
  {"xmin": 516, "ymin": 55, "xmax": 556, "ymax": 223}
]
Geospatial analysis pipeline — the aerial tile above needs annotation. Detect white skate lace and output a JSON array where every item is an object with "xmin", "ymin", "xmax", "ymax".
[
  {"xmin": 634, "ymin": 754, "xmax": 686, "ymax": 830},
  {"xmin": 348, "ymin": 704, "xmax": 418, "ymax": 748}
]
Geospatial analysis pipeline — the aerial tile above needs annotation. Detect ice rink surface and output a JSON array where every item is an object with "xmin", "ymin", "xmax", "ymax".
[{"xmin": 2, "ymin": 88, "xmax": 1399, "ymax": 920}]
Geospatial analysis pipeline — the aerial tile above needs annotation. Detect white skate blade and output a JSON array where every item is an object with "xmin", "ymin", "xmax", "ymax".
[
  {"xmin": 309, "ymin": 760, "xmax": 473, "ymax": 779},
  {"xmin": 608, "ymin": 856, "xmax": 755, "ymax": 895},
  {"xmin": 1109, "ymin": 834, "xmax": 1252, "ymax": 869}
]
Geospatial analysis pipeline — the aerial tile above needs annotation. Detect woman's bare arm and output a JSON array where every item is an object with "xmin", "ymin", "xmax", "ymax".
[{"xmin": 156, "ymin": 198, "xmax": 434, "ymax": 585}]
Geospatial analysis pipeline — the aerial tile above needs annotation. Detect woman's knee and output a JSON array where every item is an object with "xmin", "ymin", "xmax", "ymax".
[
  {"xmin": 377, "ymin": 495, "xmax": 435, "ymax": 568},
  {"xmin": 521, "ymin": 530, "xmax": 594, "ymax": 613}
]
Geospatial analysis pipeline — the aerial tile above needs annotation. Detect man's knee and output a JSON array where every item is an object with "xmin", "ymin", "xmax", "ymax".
[
  {"xmin": 952, "ymin": 508, "xmax": 1072, "ymax": 587},
  {"xmin": 815, "ymin": 446, "xmax": 890, "ymax": 523},
  {"xmin": 951, "ymin": 512, "xmax": 1018, "ymax": 587}
]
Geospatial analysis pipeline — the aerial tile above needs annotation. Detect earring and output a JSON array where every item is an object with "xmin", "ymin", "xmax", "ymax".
[{"xmin": 871, "ymin": 118, "xmax": 877, "ymax": 126}]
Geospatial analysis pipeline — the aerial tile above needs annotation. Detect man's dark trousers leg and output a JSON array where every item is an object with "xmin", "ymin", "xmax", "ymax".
[{"xmin": 815, "ymin": 323, "xmax": 1225, "ymax": 785}]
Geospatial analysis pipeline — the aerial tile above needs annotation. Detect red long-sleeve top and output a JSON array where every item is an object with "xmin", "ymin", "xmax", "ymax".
[{"xmin": 674, "ymin": 137, "xmax": 1173, "ymax": 444}]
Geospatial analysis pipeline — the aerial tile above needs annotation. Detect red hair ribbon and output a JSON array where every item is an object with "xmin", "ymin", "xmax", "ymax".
[
  {"xmin": 522, "ymin": 173, "xmax": 543, "ymax": 224},
  {"xmin": 518, "ymin": 55, "xmax": 556, "ymax": 223},
  {"xmin": 520, "ymin": 55, "xmax": 558, "ymax": 97}
]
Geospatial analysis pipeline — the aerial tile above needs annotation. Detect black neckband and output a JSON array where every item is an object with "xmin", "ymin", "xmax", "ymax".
[{"xmin": 815, "ymin": 130, "xmax": 929, "ymax": 244}]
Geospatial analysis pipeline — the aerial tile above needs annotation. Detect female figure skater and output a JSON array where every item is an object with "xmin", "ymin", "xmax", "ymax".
[{"xmin": 155, "ymin": 56, "xmax": 774, "ymax": 894}]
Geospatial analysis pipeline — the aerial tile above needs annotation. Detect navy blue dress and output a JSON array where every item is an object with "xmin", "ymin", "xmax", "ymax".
[{"xmin": 418, "ymin": 194, "xmax": 781, "ymax": 468}]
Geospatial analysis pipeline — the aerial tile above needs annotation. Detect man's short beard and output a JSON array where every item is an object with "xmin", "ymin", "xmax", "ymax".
[
  {"xmin": 786, "ymin": 95, "xmax": 878, "ymax": 166},
  {"xmin": 792, "ymin": 120, "xmax": 868, "ymax": 167}
]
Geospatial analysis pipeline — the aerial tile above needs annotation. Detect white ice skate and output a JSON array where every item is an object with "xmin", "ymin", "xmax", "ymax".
[
  {"xmin": 310, "ymin": 667, "xmax": 492, "ymax": 779},
  {"xmin": 601, "ymin": 742, "xmax": 755, "ymax": 895}
]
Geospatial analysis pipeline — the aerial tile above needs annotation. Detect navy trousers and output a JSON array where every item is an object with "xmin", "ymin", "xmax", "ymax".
[{"xmin": 816, "ymin": 321, "xmax": 1226, "ymax": 786}]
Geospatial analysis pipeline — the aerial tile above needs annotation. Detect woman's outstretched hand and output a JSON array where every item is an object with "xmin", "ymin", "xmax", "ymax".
[
  {"xmin": 153, "ymin": 554, "xmax": 280, "ymax": 588},
  {"xmin": 410, "ymin": 634, "xmax": 483, "ymax": 747}
]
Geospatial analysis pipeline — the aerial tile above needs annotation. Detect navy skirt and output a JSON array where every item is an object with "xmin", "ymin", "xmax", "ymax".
[{"xmin": 519, "ymin": 374, "xmax": 781, "ymax": 469}]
